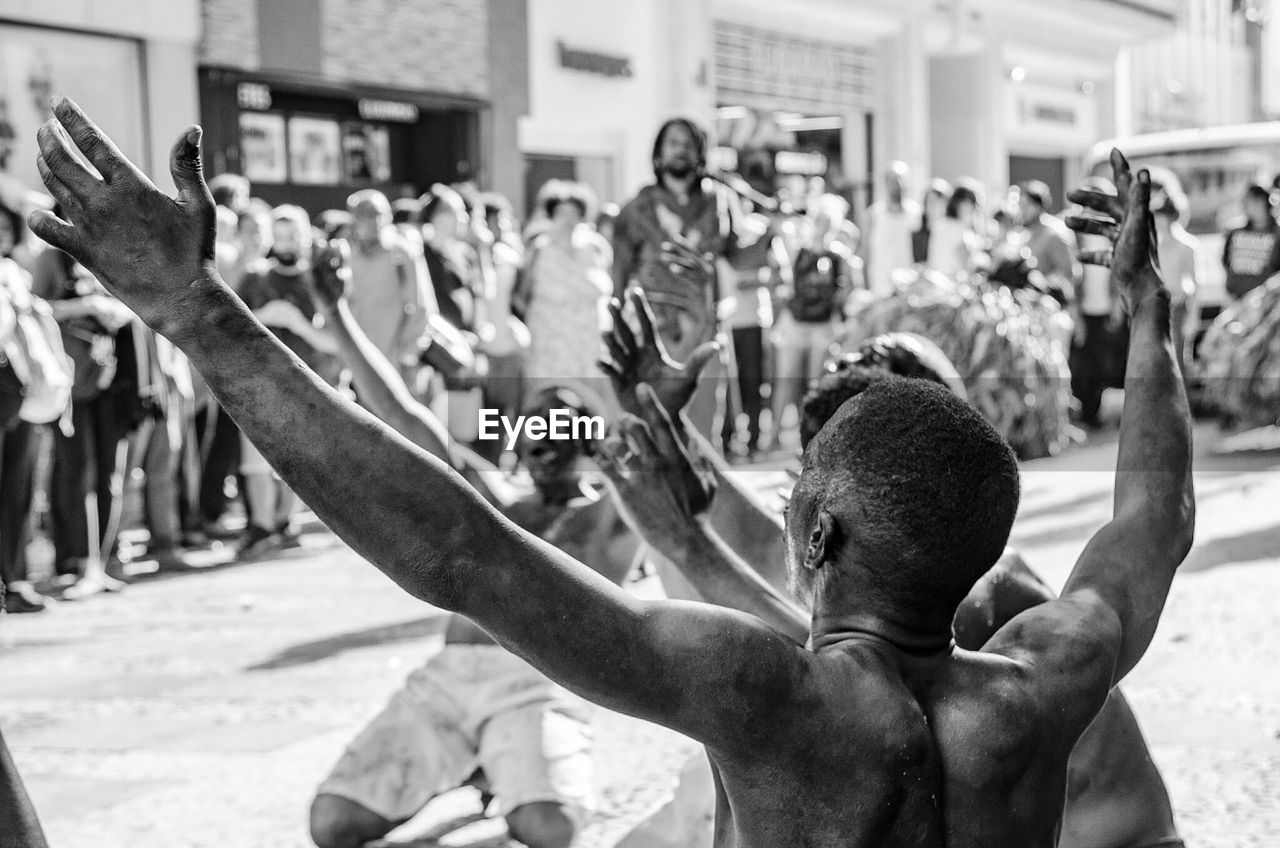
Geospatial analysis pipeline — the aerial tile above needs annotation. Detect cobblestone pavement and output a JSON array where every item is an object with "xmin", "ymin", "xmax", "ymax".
[{"xmin": 0, "ymin": 423, "xmax": 1277, "ymax": 847}]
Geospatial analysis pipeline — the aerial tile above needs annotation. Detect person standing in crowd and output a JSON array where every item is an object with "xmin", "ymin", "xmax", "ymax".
[
  {"xmin": 344, "ymin": 189, "xmax": 435, "ymax": 387},
  {"xmin": 469, "ymin": 192, "xmax": 527, "ymax": 462},
  {"xmin": 1016, "ymin": 180, "xmax": 1081, "ymax": 305},
  {"xmin": 719, "ymin": 208, "xmax": 785, "ymax": 459},
  {"xmin": 30, "ymin": 243, "xmax": 137, "ymax": 598},
  {"xmin": 766, "ymin": 194, "xmax": 855, "ymax": 452},
  {"xmin": 1221, "ymin": 183, "xmax": 1280, "ymax": 300},
  {"xmin": 912, "ymin": 177, "xmax": 951, "ymax": 267},
  {"xmin": 518, "ymin": 180, "xmax": 614, "ymax": 417},
  {"xmin": 0, "ymin": 197, "xmax": 53, "ymax": 612},
  {"xmin": 207, "ymin": 173, "xmax": 250, "ymax": 218},
  {"xmin": 610, "ymin": 118, "xmax": 739, "ymax": 440},
  {"xmin": 861, "ymin": 161, "xmax": 921, "ymax": 296},
  {"xmin": 235, "ymin": 205, "xmax": 341, "ymax": 558},
  {"xmin": 1150, "ymin": 170, "xmax": 1199, "ymax": 378},
  {"xmin": 928, "ymin": 180, "xmax": 985, "ymax": 279},
  {"xmin": 419, "ymin": 185, "xmax": 477, "ymax": 333},
  {"xmin": 196, "ymin": 199, "xmax": 274, "ymax": 539}
]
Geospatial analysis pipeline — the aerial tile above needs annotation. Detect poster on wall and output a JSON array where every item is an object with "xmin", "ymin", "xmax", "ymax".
[
  {"xmin": 288, "ymin": 116, "xmax": 341, "ymax": 185},
  {"xmin": 0, "ymin": 24, "xmax": 144, "ymax": 206},
  {"xmin": 239, "ymin": 112, "xmax": 287, "ymax": 183},
  {"xmin": 342, "ymin": 122, "xmax": 391, "ymax": 183}
]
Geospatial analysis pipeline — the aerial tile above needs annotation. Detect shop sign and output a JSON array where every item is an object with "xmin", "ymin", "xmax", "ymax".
[
  {"xmin": 357, "ymin": 99, "xmax": 419, "ymax": 123},
  {"xmin": 556, "ymin": 41, "xmax": 633, "ymax": 78},
  {"xmin": 714, "ymin": 21, "xmax": 876, "ymax": 113},
  {"xmin": 1005, "ymin": 83, "xmax": 1098, "ymax": 148},
  {"xmin": 237, "ymin": 82, "xmax": 273, "ymax": 111},
  {"xmin": 775, "ymin": 150, "xmax": 828, "ymax": 176}
]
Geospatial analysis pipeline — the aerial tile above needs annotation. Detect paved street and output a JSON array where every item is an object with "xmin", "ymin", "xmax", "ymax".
[{"xmin": 1, "ymin": 422, "xmax": 1278, "ymax": 847}]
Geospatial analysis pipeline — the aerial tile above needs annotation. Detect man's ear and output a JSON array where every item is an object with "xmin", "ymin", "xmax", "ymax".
[{"xmin": 803, "ymin": 509, "xmax": 839, "ymax": 572}]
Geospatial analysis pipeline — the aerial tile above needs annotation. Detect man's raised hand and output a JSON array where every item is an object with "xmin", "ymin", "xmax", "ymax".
[
  {"xmin": 27, "ymin": 97, "xmax": 218, "ymax": 338},
  {"xmin": 599, "ymin": 288, "xmax": 718, "ymax": 419},
  {"xmin": 307, "ymin": 239, "xmax": 353, "ymax": 312},
  {"xmin": 599, "ymin": 383, "xmax": 716, "ymax": 538},
  {"xmin": 1066, "ymin": 148, "xmax": 1163, "ymax": 316}
]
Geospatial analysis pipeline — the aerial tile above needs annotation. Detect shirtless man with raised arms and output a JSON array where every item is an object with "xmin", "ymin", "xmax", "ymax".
[{"xmin": 29, "ymin": 98, "xmax": 1193, "ymax": 847}]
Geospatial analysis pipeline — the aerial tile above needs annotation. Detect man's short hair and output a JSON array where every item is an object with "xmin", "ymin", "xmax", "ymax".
[
  {"xmin": 802, "ymin": 379, "xmax": 1020, "ymax": 620},
  {"xmin": 346, "ymin": 188, "xmax": 392, "ymax": 217},
  {"xmin": 271, "ymin": 204, "xmax": 312, "ymax": 234},
  {"xmin": 1018, "ymin": 180, "xmax": 1052, "ymax": 211}
]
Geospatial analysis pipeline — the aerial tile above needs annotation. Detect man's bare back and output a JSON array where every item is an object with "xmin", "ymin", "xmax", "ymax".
[{"xmin": 30, "ymin": 103, "xmax": 1193, "ymax": 847}]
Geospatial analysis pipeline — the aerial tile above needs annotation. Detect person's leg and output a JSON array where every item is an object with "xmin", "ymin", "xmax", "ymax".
[
  {"xmin": 477, "ymin": 694, "xmax": 593, "ymax": 848},
  {"xmin": 199, "ymin": 404, "xmax": 241, "ymax": 524},
  {"xmin": 0, "ymin": 727, "xmax": 50, "ymax": 848},
  {"xmin": 91, "ymin": 395, "xmax": 133, "ymax": 568},
  {"xmin": 311, "ymin": 657, "xmax": 477, "ymax": 848},
  {"xmin": 767, "ymin": 339, "xmax": 804, "ymax": 449},
  {"xmin": 50, "ymin": 401, "xmax": 93, "ymax": 576},
  {"xmin": 733, "ymin": 326, "xmax": 765, "ymax": 452},
  {"xmin": 0, "ymin": 422, "xmax": 39, "ymax": 586},
  {"xmin": 143, "ymin": 401, "xmax": 184, "ymax": 553}
]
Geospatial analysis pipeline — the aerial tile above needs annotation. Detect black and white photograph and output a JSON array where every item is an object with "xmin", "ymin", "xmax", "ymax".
[{"xmin": 0, "ymin": 1, "xmax": 1278, "ymax": 847}]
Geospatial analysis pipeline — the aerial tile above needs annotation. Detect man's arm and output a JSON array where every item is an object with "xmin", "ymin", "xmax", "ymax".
[
  {"xmin": 610, "ymin": 207, "xmax": 639, "ymax": 301},
  {"xmin": 28, "ymin": 97, "xmax": 806, "ymax": 756},
  {"xmin": 0, "ymin": 727, "xmax": 50, "ymax": 848},
  {"xmin": 599, "ymin": 386, "xmax": 808, "ymax": 644},
  {"xmin": 986, "ymin": 152, "xmax": 1194, "ymax": 707},
  {"xmin": 305, "ymin": 247, "xmax": 514, "ymax": 508}
]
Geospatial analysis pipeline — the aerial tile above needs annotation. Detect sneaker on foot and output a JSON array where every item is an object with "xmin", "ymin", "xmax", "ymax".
[
  {"xmin": 3, "ymin": 582, "xmax": 50, "ymax": 614},
  {"xmin": 238, "ymin": 525, "xmax": 283, "ymax": 560}
]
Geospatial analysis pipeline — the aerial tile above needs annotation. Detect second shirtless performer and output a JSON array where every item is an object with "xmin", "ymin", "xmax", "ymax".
[{"xmin": 30, "ymin": 99, "xmax": 1194, "ymax": 847}]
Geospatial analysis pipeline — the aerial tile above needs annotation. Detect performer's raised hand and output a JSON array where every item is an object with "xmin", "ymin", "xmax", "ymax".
[
  {"xmin": 27, "ymin": 96, "xmax": 217, "ymax": 337},
  {"xmin": 599, "ymin": 288, "xmax": 718, "ymax": 419},
  {"xmin": 599, "ymin": 383, "xmax": 716, "ymax": 536},
  {"xmin": 306, "ymin": 239, "xmax": 353, "ymax": 312},
  {"xmin": 1066, "ymin": 148, "xmax": 1163, "ymax": 316}
]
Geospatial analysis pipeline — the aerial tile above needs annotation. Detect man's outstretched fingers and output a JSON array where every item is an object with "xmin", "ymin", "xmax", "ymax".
[
  {"xmin": 35, "ymin": 122, "xmax": 97, "ymax": 197},
  {"xmin": 1110, "ymin": 148, "xmax": 1133, "ymax": 202},
  {"xmin": 26, "ymin": 209, "xmax": 81, "ymax": 257},
  {"xmin": 36, "ymin": 156, "xmax": 83, "ymax": 216},
  {"xmin": 52, "ymin": 96, "xmax": 129, "ymax": 181},
  {"xmin": 1065, "ymin": 187, "xmax": 1121, "ymax": 217},
  {"xmin": 603, "ymin": 333, "xmax": 631, "ymax": 377},
  {"xmin": 629, "ymin": 288, "xmax": 658, "ymax": 348},
  {"xmin": 1065, "ymin": 215, "xmax": 1119, "ymax": 241},
  {"xmin": 169, "ymin": 126, "xmax": 213, "ymax": 206}
]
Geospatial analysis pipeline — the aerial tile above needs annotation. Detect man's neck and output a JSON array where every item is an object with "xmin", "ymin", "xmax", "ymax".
[
  {"xmin": 660, "ymin": 172, "xmax": 697, "ymax": 204},
  {"xmin": 808, "ymin": 609, "xmax": 954, "ymax": 657}
]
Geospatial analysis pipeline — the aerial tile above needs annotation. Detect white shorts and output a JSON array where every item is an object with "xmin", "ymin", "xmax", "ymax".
[{"xmin": 316, "ymin": 644, "xmax": 594, "ymax": 823}]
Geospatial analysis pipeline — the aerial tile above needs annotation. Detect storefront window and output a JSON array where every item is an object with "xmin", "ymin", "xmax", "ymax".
[
  {"xmin": 287, "ymin": 116, "xmax": 342, "ymax": 185},
  {"xmin": 239, "ymin": 112, "xmax": 287, "ymax": 183}
]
